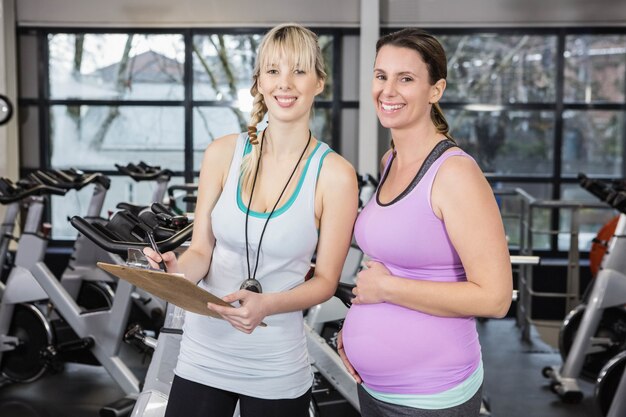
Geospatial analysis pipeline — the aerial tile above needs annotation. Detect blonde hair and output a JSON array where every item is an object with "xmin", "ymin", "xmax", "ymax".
[{"xmin": 241, "ymin": 23, "xmax": 327, "ymax": 194}]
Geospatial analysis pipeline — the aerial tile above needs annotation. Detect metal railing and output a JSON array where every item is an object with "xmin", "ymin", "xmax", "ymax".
[{"xmin": 495, "ymin": 188, "xmax": 615, "ymax": 342}]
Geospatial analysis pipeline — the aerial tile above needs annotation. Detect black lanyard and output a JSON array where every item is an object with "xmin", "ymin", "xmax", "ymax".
[{"xmin": 241, "ymin": 129, "xmax": 312, "ymax": 293}]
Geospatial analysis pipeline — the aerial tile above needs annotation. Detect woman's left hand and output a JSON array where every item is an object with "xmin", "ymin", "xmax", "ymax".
[
  {"xmin": 352, "ymin": 260, "xmax": 392, "ymax": 304},
  {"xmin": 207, "ymin": 290, "xmax": 269, "ymax": 333}
]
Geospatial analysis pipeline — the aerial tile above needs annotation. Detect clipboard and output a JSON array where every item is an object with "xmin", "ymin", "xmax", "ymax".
[{"xmin": 97, "ymin": 262, "xmax": 267, "ymax": 326}]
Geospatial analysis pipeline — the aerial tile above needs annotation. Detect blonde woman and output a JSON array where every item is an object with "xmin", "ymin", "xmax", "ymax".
[{"xmin": 144, "ymin": 23, "xmax": 358, "ymax": 417}]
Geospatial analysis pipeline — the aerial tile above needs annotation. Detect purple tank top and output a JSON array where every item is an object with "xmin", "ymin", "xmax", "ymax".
[{"xmin": 342, "ymin": 146, "xmax": 481, "ymax": 395}]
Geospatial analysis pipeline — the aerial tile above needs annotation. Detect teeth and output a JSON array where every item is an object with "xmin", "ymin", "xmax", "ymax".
[
  {"xmin": 381, "ymin": 103, "xmax": 404, "ymax": 111},
  {"xmin": 277, "ymin": 97, "xmax": 296, "ymax": 103}
]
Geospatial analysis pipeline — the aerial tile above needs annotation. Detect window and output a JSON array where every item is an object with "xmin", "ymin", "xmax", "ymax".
[
  {"xmin": 18, "ymin": 28, "xmax": 344, "ymax": 239},
  {"xmin": 19, "ymin": 27, "xmax": 626, "ymax": 249},
  {"xmin": 423, "ymin": 29, "xmax": 626, "ymax": 253},
  {"xmin": 441, "ymin": 34, "xmax": 557, "ymax": 103}
]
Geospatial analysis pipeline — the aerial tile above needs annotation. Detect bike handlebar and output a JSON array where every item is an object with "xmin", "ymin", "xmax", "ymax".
[
  {"xmin": 578, "ymin": 173, "xmax": 612, "ymax": 202},
  {"xmin": 0, "ymin": 177, "xmax": 68, "ymax": 204},
  {"xmin": 70, "ymin": 215, "xmax": 193, "ymax": 256},
  {"xmin": 29, "ymin": 169, "xmax": 111, "ymax": 191},
  {"xmin": 167, "ymin": 183, "xmax": 198, "ymax": 197},
  {"xmin": 579, "ymin": 172, "xmax": 626, "ymax": 214},
  {"xmin": 115, "ymin": 161, "xmax": 173, "ymax": 182}
]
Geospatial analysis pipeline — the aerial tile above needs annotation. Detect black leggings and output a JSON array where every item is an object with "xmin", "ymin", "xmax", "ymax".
[{"xmin": 165, "ymin": 375, "xmax": 313, "ymax": 417}]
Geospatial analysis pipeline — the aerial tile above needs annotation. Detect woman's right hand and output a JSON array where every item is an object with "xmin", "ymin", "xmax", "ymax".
[
  {"xmin": 337, "ymin": 329, "xmax": 362, "ymax": 384},
  {"xmin": 142, "ymin": 247, "xmax": 179, "ymax": 273}
]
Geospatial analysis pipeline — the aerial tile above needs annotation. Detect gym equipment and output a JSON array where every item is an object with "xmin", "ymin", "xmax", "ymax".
[
  {"xmin": 115, "ymin": 161, "xmax": 173, "ymax": 206},
  {"xmin": 0, "ymin": 177, "xmax": 66, "ymax": 288},
  {"xmin": 357, "ymin": 173, "xmax": 378, "ymax": 209},
  {"xmin": 0, "ymin": 178, "xmax": 36, "ymax": 284},
  {"xmin": 69, "ymin": 214, "xmax": 192, "ymax": 417},
  {"xmin": 34, "ymin": 166, "xmax": 180, "ymax": 324},
  {"xmin": 589, "ymin": 215, "xmax": 619, "ymax": 278},
  {"xmin": 25, "ymin": 169, "xmax": 116, "ymax": 304},
  {"xmin": 542, "ymin": 174, "xmax": 626, "ymax": 403},
  {"xmin": 167, "ymin": 183, "xmax": 198, "ymax": 215},
  {"xmin": 595, "ymin": 349, "xmax": 626, "ymax": 417},
  {"xmin": 26, "ymin": 169, "xmax": 161, "ymax": 322},
  {"xmin": 0, "ymin": 192, "xmax": 192, "ymax": 393}
]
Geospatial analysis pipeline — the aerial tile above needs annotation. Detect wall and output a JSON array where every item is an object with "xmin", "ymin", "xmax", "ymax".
[
  {"xmin": 383, "ymin": 0, "xmax": 626, "ymax": 27},
  {"xmin": 15, "ymin": 0, "xmax": 361, "ymax": 27},
  {"xmin": 15, "ymin": 0, "xmax": 626, "ymax": 27},
  {"xmin": 0, "ymin": 0, "xmax": 18, "ymax": 225}
]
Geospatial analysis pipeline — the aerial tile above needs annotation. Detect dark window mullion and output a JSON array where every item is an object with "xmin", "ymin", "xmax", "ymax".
[
  {"xmin": 39, "ymin": 29, "xmax": 50, "ymax": 170},
  {"xmin": 551, "ymin": 29, "xmax": 567, "ymax": 251},
  {"xmin": 485, "ymin": 175, "xmax": 555, "ymax": 182},
  {"xmin": 192, "ymin": 100, "xmax": 245, "ymax": 107},
  {"xmin": 562, "ymin": 103, "xmax": 626, "ymax": 111},
  {"xmin": 47, "ymin": 99, "xmax": 184, "ymax": 106},
  {"xmin": 441, "ymin": 102, "xmax": 555, "ymax": 111},
  {"xmin": 184, "ymin": 29, "xmax": 194, "ymax": 183},
  {"xmin": 331, "ymin": 29, "xmax": 342, "ymax": 153}
]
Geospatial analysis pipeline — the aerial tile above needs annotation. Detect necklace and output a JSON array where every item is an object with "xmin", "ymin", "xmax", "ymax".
[{"xmin": 241, "ymin": 129, "xmax": 312, "ymax": 293}]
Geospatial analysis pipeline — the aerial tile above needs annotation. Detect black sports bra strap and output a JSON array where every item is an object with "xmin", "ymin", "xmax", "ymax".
[{"xmin": 377, "ymin": 139, "xmax": 457, "ymax": 207}]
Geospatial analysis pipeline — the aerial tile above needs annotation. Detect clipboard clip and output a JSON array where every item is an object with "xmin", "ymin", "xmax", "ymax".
[{"xmin": 126, "ymin": 248, "xmax": 152, "ymax": 270}]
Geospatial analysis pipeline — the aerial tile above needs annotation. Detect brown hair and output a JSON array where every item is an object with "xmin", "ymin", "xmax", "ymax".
[
  {"xmin": 242, "ymin": 23, "xmax": 326, "ymax": 194},
  {"xmin": 376, "ymin": 28, "xmax": 453, "ymax": 146}
]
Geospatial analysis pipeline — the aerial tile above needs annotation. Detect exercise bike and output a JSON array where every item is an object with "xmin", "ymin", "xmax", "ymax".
[
  {"xmin": 0, "ymin": 188, "xmax": 192, "ymax": 394},
  {"xmin": 592, "ymin": 181, "xmax": 626, "ymax": 417},
  {"xmin": 0, "ymin": 177, "xmax": 54, "ymax": 286},
  {"xmin": 25, "ymin": 169, "xmax": 119, "ymax": 309},
  {"xmin": 542, "ymin": 174, "xmax": 626, "ymax": 404}
]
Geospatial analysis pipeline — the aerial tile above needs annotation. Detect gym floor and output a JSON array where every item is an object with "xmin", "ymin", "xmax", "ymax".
[{"xmin": 0, "ymin": 318, "xmax": 601, "ymax": 417}]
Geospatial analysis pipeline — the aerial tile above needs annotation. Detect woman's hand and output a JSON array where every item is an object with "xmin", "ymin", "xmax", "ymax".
[
  {"xmin": 207, "ymin": 290, "xmax": 269, "ymax": 334},
  {"xmin": 351, "ymin": 260, "xmax": 392, "ymax": 305},
  {"xmin": 337, "ymin": 329, "xmax": 362, "ymax": 383},
  {"xmin": 142, "ymin": 247, "xmax": 179, "ymax": 273}
]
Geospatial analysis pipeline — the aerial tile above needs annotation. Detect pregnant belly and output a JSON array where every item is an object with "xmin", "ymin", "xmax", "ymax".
[{"xmin": 342, "ymin": 303, "xmax": 480, "ymax": 393}]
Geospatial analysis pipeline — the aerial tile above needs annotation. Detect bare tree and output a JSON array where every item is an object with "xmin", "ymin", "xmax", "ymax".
[
  {"xmin": 90, "ymin": 34, "xmax": 134, "ymax": 149},
  {"xmin": 193, "ymin": 36, "xmax": 248, "ymax": 139},
  {"xmin": 208, "ymin": 35, "xmax": 247, "ymax": 129},
  {"xmin": 67, "ymin": 35, "xmax": 85, "ymax": 128}
]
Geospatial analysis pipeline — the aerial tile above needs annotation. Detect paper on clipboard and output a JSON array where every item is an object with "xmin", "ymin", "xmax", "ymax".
[{"xmin": 97, "ymin": 262, "xmax": 267, "ymax": 326}]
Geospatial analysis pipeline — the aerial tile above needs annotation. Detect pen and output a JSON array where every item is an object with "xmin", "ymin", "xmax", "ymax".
[{"xmin": 146, "ymin": 231, "xmax": 167, "ymax": 272}]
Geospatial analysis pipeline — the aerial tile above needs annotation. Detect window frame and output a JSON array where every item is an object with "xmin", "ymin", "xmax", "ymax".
[{"xmin": 17, "ymin": 25, "xmax": 626, "ymax": 252}]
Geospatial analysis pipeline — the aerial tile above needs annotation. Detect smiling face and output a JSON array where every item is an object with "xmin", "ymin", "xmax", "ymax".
[
  {"xmin": 257, "ymin": 55, "xmax": 324, "ymax": 124},
  {"xmin": 372, "ymin": 45, "xmax": 446, "ymax": 132},
  {"xmin": 252, "ymin": 25, "xmax": 326, "ymax": 126}
]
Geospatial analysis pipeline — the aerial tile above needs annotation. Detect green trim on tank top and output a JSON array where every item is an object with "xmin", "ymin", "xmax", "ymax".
[
  {"xmin": 317, "ymin": 148, "xmax": 333, "ymax": 180},
  {"xmin": 237, "ymin": 138, "xmax": 323, "ymax": 218},
  {"xmin": 316, "ymin": 148, "xmax": 334, "ymax": 234},
  {"xmin": 362, "ymin": 359, "xmax": 483, "ymax": 410}
]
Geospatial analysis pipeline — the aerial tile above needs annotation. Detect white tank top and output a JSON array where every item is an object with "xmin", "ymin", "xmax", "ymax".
[{"xmin": 176, "ymin": 133, "xmax": 332, "ymax": 399}]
